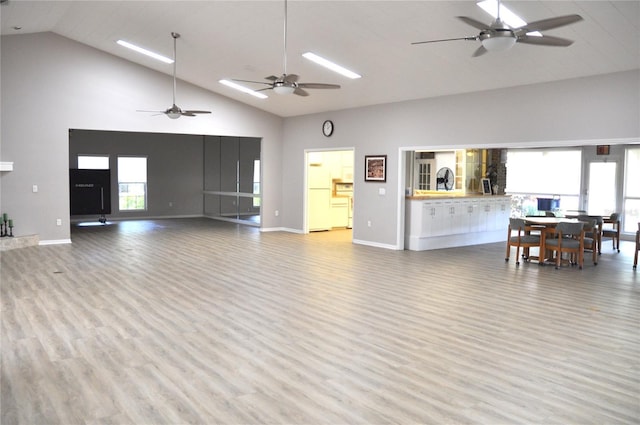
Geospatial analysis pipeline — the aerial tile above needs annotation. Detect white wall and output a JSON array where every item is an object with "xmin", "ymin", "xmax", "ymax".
[
  {"xmin": 283, "ymin": 70, "xmax": 640, "ymax": 248},
  {"xmin": 1, "ymin": 32, "xmax": 638, "ymax": 249},
  {"xmin": 0, "ymin": 32, "xmax": 283, "ymax": 242}
]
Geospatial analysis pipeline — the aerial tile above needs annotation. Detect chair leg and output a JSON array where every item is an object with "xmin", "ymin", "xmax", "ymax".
[
  {"xmin": 515, "ymin": 245, "xmax": 521, "ymax": 266},
  {"xmin": 578, "ymin": 249, "xmax": 583, "ymax": 269},
  {"xmin": 633, "ymin": 232, "xmax": 639, "ymax": 269}
]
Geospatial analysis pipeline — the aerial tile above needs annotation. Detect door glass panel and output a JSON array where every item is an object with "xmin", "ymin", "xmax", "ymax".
[
  {"xmin": 623, "ymin": 147, "xmax": 640, "ymax": 232},
  {"xmin": 587, "ymin": 162, "xmax": 616, "ymax": 216}
]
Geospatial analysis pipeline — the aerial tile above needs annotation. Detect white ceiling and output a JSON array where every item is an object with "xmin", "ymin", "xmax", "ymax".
[{"xmin": 2, "ymin": 1, "xmax": 639, "ymax": 117}]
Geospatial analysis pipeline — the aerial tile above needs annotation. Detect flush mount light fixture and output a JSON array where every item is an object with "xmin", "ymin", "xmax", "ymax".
[
  {"xmin": 116, "ymin": 39, "xmax": 174, "ymax": 64},
  {"xmin": 302, "ymin": 52, "xmax": 361, "ymax": 79},
  {"xmin": 219, "ymin": 80, "xmax": 268, "ymax": 99},
  {"xmin": 272, "ymin": 84, "xmax": 296, "ymax": 95}
]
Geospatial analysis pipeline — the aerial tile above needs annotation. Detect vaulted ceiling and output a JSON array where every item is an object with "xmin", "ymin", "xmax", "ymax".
[{"xmin": 2, "ymin": 1, "xmax": 638, "ymax": 117}]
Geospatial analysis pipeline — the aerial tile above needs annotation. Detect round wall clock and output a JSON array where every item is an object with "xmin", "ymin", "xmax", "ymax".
[{"xmin": 322, "ymin": 120, "xmax": 334, "ymax": 137}]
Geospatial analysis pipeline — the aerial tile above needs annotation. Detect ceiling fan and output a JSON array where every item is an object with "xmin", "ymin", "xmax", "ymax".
[
  {"xmin": 138, "ymin": 32, "xmax": 211, "ymax": 118},
  {"xmin": 412, "ymin": 0, "xmax": 583, "ymax": 57},
  {"xmin": 232, "ymin": 0, "xmax": 340, "ymax": 96}
]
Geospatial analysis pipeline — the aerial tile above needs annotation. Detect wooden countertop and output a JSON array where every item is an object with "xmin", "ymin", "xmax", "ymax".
[{"xmin": 406, "ymin": 194, "xmax": 511, "ymax": 200}]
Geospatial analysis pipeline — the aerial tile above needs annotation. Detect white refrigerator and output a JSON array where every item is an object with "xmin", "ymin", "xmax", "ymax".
[{"xmin": 308, "ymin": 165, "xmax": 332, "ymax": 231}]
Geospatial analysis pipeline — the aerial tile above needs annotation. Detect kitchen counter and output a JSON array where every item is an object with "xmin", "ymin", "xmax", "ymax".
[
  {"xmin": 407, "ymin": 194, "xmax": 511, "ymax": 200},
  {"xmin": 405, "ymin": 195, "xmax": 511, "ymax": 250}
]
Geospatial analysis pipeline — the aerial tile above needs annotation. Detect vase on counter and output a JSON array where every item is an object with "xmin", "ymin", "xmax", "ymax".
[{"xmin": 492, "ymin": 184, "xmax": 499, "ymax": 195}]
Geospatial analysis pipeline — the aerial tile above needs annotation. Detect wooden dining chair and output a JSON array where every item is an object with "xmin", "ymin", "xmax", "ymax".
[
  {"xmin": 505, "ymin": 218, "xmax": 541, "ymax": 266},
  {"xmin": 602, "ymin": 212, "xmax": 621, "ymax": 252},
  {"xmin": 579, "ymin": 217, "xmax": 600, "ymax": 266},
  {"xmin": 544, "ymin": 221, "xmax": 585, "ymax": 269},
  {"xmin": 634, "ymin": 222, "xmax": 639, "ymax": 270}
]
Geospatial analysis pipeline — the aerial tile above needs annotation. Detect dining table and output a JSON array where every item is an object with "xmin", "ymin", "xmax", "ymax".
[{"xmin": 523, "ymin": 216, "xmax": 583, "ymax": 265}]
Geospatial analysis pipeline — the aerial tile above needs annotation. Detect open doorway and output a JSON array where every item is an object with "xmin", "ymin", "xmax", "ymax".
[{"xmin": 306, "ymin": 149, "xmax": 354, "ymax": 233}]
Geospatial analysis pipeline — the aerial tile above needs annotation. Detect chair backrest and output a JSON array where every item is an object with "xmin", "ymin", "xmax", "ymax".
[
  {"xmin": 577, "ymin": 215, "xmax": 601, "ymax": 229},
  {"xmin": 509, "ymin": 217, "xmax": 527, "ymax": 231},
  {"xmin": 610, "ymin": 212, "xmax": 620, "ymax": 221},
  {"xmin": 556, "ymin": 221, "xmax": 584, "ymax": 236}
]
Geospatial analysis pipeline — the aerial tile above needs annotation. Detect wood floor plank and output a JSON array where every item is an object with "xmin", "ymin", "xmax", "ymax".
[{"xmin": 1, "ymin": 218, "xmax": 638, "ymax": 424}]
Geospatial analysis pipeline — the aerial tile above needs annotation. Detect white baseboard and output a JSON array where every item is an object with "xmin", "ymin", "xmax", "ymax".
[
  {"xmin": 39, "ymin": 239, "xmax": 72, "ymax": 246},
  {"xmin": 353, "ymin": 238, "xmax": 401, "ymax": 250},
  {"xmin": 260, "ymin": 227, "xmax": 304, "ymax": 234}
]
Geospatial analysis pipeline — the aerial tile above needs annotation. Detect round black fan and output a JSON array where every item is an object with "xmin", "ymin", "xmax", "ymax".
[{"xmin": 436, "ymin": 167, "xmax": 454, "ymax": 191}]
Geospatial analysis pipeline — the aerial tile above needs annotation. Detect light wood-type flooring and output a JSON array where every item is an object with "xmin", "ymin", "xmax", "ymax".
[{"xmin": 1, "ymin": 218, "xmax": 639, "ymax": 424}]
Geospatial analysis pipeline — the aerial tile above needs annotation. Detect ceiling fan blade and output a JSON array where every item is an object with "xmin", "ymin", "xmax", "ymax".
[
  {"xmin": 472, "ymin": 45, "xmax": 488, "ymax": 57},
  {"xmin": 283, "ymin": 74, "xmax": 299, "ymax": 83},
  {"xmin": 137, "ymin": 109, "xmax": 165, "ymax": 113},
  {"xmin": 293, "ymin": 87, "xmax": 309, "ymax": 97},
  {"xmin": 232, "ymin": 78, "xmax": 272, "ymax": 86},
  {"xmin": 297, "ymin": 83, "xmax": 340, "ymax": 89},
  {"xmin": 255, "ymin": 87, "xmax": 273, "ymax": 92},
  {"xmin": 412, "ymin": 36, "xmax": 477, "ymax": 45},
  {"xmin": 516, "ymin": 14, "xmax": 583, "ymax": 33},
  {"xmin": 457, "ymin": 16, "xmax": 489, "ymax": 31},
  {"xmin": 183, "ymin": 110, "xmax": 212, "ymax": 115},
  {"xmin": 265, "ymin": 75, "xmax": 279, "ymax": 81},
  {"xmin": 517, "ymin": 34, "xmax": 574, "ymax": 47}
]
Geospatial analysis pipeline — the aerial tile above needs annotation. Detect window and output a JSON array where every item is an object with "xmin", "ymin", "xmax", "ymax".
[
  {"xmin": 623, "ymin": 147, "xmax": 640, "ymax": 232},
  {"xmin": 506, "ymin": 149, "xmax": 582, "ymax": 216},
  {"xmin": 78, "ymin": 155, "xmax": 109, "ymax": 170},
  {"xmin": 118, "ymin": 156, "xmax": 147, "ymax": 211}
]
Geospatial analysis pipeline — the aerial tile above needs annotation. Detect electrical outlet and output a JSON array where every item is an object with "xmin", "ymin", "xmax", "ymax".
[
  {"xmin": 168, "ymin": 202, "xmax": 173, "ymax": 207},
  {"xmin": 275, "ymin": 210, "xmax": 279, "ymax": 216},
  {"xmin": 56, "ymin": 218, "xmax": 62, "ymax": 226},
  {"xmin": 367, "ymin": 220, "xmax": 372, "ymax": 227},
  {"xmin": 32, "ymin": 184, "xmax": 38, "ymax": 193}
]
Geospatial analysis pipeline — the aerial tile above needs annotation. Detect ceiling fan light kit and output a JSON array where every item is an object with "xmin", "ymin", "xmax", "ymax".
[
  {"xmin": 273, "ymin": 85, "xmax": 296, "ymax": 95},
  {"xmin": 480, "ymin": 30, "xmax": 517, "ymax": 52}
]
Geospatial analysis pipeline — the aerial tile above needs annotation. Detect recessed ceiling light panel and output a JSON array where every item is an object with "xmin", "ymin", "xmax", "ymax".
[
  {"xmin": 219, "ymin": 80, "xmax": 268, "ymax": 99},
  {"xmin": 302, "ymin": 52, "xmax": 361, "ymax": 79},
  {"xmin": 116, "ymin": 39, "xmax": 174, "ymax": 64}
]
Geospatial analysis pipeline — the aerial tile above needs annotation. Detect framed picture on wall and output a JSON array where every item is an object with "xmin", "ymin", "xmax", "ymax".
[
  {"xmin": 365, "ymin": 155, "xmax": 387, "ymax": 182},
  {"xmin": 481, "ymin": 178, "xmax": 492, "ymax": 195}
]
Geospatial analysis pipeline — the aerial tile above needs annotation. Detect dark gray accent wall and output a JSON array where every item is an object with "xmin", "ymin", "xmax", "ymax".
[{"xmin": 69, "ymin": 129, "xmax": 204, "ymax": 220}]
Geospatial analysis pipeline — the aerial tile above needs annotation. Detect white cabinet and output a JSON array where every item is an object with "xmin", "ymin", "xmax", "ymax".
[
  {"xmin": 406, "ymin": 196, "xmax": 511, "ymax": 251},
  {"xmin": 330, "ymin": 198, "xmax": 349, "ymax": 228}
]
